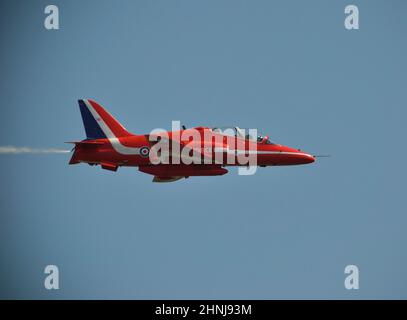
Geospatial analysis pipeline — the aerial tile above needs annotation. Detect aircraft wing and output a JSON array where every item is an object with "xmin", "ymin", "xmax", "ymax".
[{"xmin": 148, "ymin": 133, "xmax": 225, "ymax": 164}]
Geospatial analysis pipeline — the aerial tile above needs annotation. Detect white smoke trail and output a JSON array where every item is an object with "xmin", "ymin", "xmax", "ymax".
[{"xmin": 0, "ymin": 146, "xmax": 71, "ymax": 154}]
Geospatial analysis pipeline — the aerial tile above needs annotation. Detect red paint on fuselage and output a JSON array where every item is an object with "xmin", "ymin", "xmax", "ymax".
[
  {"xmin": 72, "ymin": 130, "xmax": 315, "ymax": 167},
  {"xmin": 69, "ymin": 99, "xmax": 315, "ymax": 180}
]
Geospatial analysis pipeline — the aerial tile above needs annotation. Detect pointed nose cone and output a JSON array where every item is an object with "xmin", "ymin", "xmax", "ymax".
[{"xmin": 301, "ymin": 153, "xmax": 315, "ymax": 164}]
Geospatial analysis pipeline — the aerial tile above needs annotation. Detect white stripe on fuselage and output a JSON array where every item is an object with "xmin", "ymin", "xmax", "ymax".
[
  {"xmin": 213, "ymin": 147, "xmax": 313, "ymax": 157},
  {"xmin": 83, "ymin": 99, "xmax": 142, "ymax": 155},
  {"xmin": 240, "ymin": 150, "xmax": 313, "ymax": 157},
  {"xmin": 84, "ymin": 99, "xmax": 312, "ymax": 159}
]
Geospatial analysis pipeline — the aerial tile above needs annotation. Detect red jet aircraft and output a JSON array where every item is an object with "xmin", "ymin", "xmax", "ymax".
[{"xmin": 68, "ymin": 99, "xmax": 315, "ymax": 182}]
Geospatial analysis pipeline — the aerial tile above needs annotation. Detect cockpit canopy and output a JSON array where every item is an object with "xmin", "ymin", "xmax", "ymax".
[{"xmin": 211, "ymin": 126, "xmax": 275, "ymax": 144}]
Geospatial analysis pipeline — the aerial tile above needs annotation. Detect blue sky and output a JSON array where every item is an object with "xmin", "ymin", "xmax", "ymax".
[{"xmin": 0, "ymin": 0, "xmax": 406, "ymax": 299}]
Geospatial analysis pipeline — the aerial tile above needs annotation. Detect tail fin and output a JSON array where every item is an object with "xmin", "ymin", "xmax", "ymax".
[{"xmin": 78, "ymin": 99, "xmax": 133, "ymax": 139}]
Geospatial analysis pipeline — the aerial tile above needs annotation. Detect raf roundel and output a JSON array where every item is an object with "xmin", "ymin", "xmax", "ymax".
[{"xmin": 140, "ymin": 146, "xmax": 150, "ymax": 157}]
